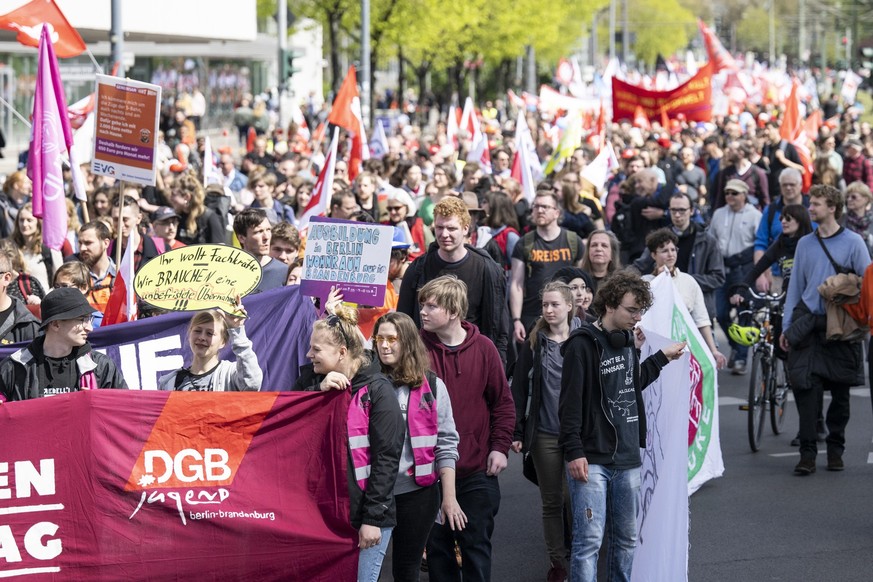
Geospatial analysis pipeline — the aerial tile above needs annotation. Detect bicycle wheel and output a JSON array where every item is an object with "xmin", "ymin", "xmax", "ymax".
[
  {"xmin": 747, "ymin": 350, "xmax": 768, "ymax": 452},
  {"xmin": 770, "ymin": 358, "xmax": 789, "ymax": 434}
]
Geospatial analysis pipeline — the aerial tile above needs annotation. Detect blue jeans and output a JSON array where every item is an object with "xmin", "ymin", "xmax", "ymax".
[
  {"xmin": 357, "ymin": 526, "xmax": 393, "ymax": 582},
  {"xmin": 567, "ymin": 464, "xmax": 640, "ymax": 582}
]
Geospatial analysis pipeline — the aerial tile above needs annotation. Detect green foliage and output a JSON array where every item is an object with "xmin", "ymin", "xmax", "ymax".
[{"xmin": 626, "ymin": 0, "xmax": 696, "ymax": 65}]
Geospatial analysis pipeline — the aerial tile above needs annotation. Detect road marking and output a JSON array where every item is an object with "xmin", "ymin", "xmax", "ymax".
[
  {"xmin": 720, "ymin": 388, "xmax": 870, "ymax": 407},
  {"xmin": 867, "ymin": 453, "xmax": 873, "ymax": 464}
]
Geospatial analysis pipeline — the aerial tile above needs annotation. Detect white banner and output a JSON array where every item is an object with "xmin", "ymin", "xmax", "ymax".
[
  {"xmin": 632, "ymin": 330, "xmax": 689, "ymax": 582},
  {"xmin": 642, "ymin": 273, "xmax": 724, "ymax": 495}
]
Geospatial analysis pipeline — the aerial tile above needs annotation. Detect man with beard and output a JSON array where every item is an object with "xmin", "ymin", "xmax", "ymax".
[
  {"xmin": 65, "ymin": 221, "xmax": 115, "ymax": 314},
  {"xmin": 713, "ymin": 140, "xmax": 769, "ymax": 211}
]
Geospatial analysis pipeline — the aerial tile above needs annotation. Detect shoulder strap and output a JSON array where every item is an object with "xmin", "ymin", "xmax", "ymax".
[
  {"xmin": 522, "ymin": 231, "xmax": 536, "ymax": 277},
  {"xmin": 767, "ymin": 200, "xmax": 778, "ymax": 229},
  {"xmin": 424, "ymin": 370, "xmax": 438, "ymax": 401},
  {"xmin": 567, "ymin": 230, "xmax": 579, "ymax": 263},
  {"xmin": 815, "ymin": 231, "xmax": 851, "ymax": 274}
]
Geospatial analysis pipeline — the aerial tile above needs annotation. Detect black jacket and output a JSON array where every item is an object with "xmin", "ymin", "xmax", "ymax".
[
  {"xmin": 558, "ymin": 323, "xmax": 668, "ymax": 465},
  {"xmin": 397, "ymin": 242, "xmax": 509, "ymax": 362},
  {"xmin": 294, "ymin": 354, "xmax": 404, "ymax": 529},
  {"xmin": 0, "ymin": 297, "xmax": 39, "ymax": 345},
  {"xmin": 0, "ymin": 336, "xmax": 128, "ymax": 401},
  {"xmin": 633, "ymin": 223, "xmax": 725, "ymax": 318}
]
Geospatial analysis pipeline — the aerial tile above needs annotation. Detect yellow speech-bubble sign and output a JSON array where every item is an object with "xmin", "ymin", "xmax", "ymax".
[{"xmin": 134, "ymin": 244, "xmax": 262, "ymax": 313}]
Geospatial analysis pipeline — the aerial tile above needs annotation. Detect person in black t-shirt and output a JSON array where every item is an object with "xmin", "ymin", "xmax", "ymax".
[
  {"xmin": 510, "ymin": 190, "xmax": 585, "ymax": 339},
  {"xmin": 397, "ymin": 197, "xmax": 509, "ymax": 362}
]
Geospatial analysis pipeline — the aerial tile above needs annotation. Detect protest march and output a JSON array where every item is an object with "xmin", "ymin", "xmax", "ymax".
[{"xmin": 2, "ymin": 1, "xmax": 873, "ymax": 580}]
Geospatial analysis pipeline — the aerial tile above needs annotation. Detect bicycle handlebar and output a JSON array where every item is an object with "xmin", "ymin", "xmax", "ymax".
[{"xmin": 730, "ymin": 283, "xmax": 785, "ymax": 303}]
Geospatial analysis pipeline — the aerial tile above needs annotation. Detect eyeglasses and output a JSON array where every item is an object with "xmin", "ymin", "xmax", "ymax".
[
  {"xmin": 847, "ymin": 194, "xmax": 865, "ymax": 201},
  {"xmin": 780, "ymin": 182, "xmax": 800, "ymax": 188},
  {"xmin": 619, "ymin": 304, "xmax": 646, "ymax": 317},
  {"xmin": 70, "ymin": 315, "xmax": 95, "ymax": 328},
  {"xmin": 669, "ymin": 207, "xmax": 690, "ymax": 214},
  {"xmin": 325, "ymin": 314, "xmax": 351, "ymax": 346},
  {"xmin": 724, "ymin": 190, "xmax": 742, "ymax": 196},
  {"xmin": 532, "ymin": 204, "xmax": 557, "ymax": 211},
  {"xmin": 373, "ymin": 335, "xmax": 398, "ymax": 345},
  {"xmin": 387, "ymin": 206, "xmax": 406, "ymax": 211}
]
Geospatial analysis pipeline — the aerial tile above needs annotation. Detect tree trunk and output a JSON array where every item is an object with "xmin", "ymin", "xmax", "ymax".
[{"xmin": 398, "ymin": 45, "xmax": 406, "ymax": 107}]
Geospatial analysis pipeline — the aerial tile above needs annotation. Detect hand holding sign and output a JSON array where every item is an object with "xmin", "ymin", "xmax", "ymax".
[{"xmin": 135, "ymin": 245, "xmax": 262, "ymax": 313}]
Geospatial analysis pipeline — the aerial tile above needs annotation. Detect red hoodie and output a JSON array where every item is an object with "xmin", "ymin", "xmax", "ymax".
[{"xmin": 420, "ymin": 321, "xmax": 515, "ymax": 478}]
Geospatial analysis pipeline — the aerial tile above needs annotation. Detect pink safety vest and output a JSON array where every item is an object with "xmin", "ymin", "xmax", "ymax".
[
  {"xmin": 347, "ymin": 387, "xmax": 372, "ymax": 490},
  {"xmin": 407, "ymin": 377, "xmax": 438, "ymax": 486}
]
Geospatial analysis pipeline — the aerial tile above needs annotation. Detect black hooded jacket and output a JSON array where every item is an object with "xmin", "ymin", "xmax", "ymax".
[
  {"xmin": 558, "ymin": 323, "xmax": 668, "ymax": 465},
  {"xmin": 294, "ymin": 354, "xmax": 404, "ymax": 529}
]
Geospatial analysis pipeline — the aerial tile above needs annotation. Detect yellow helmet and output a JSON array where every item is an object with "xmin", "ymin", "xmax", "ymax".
[{"xmin": 728, "ymin": 324, "xmax": 759, "ymax": 347}]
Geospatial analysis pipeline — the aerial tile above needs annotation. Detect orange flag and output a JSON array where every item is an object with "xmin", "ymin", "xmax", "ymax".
[
  {"xmin": 0, "ymin": 0, "xmax": 85, "ymax": 58},
  {"xmin": 697, "ymin": 19, "xmax": 737, "ymax": 73},
  {"xmin": 633, "ymin": 105, "xmax": 651, "ymax": 130}
]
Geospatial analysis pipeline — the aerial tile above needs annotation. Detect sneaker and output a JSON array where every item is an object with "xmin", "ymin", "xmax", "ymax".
[
  {"xmin": 794, "ymin": 459, "xmax": 816, "ymax": 475},
  {"xmin": 727, "ymin": 350, "xmax": 736, "ymax": 369},
  {"xmin": 731, "ymin": 360, "xmax": 747, "ymax": 375},
  {"xmin": 826, "ymin": 456, "xmax": 844, "ymax": 471},
  {"xmin": 547, "ymin": 563, "xmax": 568, "ymax": 582}
]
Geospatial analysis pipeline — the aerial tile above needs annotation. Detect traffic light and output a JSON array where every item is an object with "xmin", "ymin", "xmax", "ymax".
[
  {"xmin": 862, "ymin": 47, "xmax": 873, "ymax": 71},
  {"xmin": 281, "ymin": 48, "xmax": 304, "ymax": 83}
]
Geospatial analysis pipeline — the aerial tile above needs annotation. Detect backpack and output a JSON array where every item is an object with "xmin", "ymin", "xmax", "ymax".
[
  {"xmin": 521, "ymin": 229, "xmax": 580, "ymax": 277},
  {"xmin": 611, "ymin": 201, "xmax": 635, "ymax": 248}
]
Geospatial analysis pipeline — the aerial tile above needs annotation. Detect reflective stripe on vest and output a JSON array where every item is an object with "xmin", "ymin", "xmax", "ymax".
[
  {"xmin": 347, "ymin": 387, "xmax": 372, "ymax": 490},
  {"xmin": 407, "ymin": 377, "xmax": 439, "ymax": 487}
]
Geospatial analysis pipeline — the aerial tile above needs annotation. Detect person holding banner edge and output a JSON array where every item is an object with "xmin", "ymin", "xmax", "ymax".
[
  {"xmin": 157, "ymin": 297, "xmax": 262, "ymax": 392},
  {"xmin": 294, "ymin": 304, "xmax": 404, "ymax": 582},
  {"xmin": 0, "ymin": 287, "xmax": 128, "ymax": 402},
  {"xmin": 559, "ymin": 271, "xmax": 685, "ymax": 582}
]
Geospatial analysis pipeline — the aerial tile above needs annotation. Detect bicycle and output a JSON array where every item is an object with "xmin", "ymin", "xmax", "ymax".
[{"xmin": 728, "ymin": 286, "xmax": 791, "ymax": 452}]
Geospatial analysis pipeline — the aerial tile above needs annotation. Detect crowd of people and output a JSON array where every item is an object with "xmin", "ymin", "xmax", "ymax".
[{"xmin": 2, "ymin": 80, "xmax": 873, "ymax": 581}]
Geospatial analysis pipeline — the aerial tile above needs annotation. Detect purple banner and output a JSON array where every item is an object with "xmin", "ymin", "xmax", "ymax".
[{"xmin": 0, "ymin": 285, "xmax": 316, "ymax": 391}]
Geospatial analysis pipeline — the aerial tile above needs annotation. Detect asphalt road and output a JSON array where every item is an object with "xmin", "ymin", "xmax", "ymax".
[{"xmin": 382, "ymin": 364, "xmax": 873, "ymax": 581}]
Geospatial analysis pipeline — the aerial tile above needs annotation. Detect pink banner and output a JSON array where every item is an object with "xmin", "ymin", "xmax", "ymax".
[{"xmin": 0, "ymin": 391, "xmax": 357, "ymax": 580}]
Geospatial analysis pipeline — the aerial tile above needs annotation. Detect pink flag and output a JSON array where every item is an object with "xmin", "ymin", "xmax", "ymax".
[
  {"xmin": 102, "ymin": 229, "xmax": 137, "ymax": 326},
  {"xmin": 28, "ymin": 24, "xmax": 74, "ymax": 250},
  {"xmin": 298, "ymin": 127, "xmax": 340, "ymax": 230}
]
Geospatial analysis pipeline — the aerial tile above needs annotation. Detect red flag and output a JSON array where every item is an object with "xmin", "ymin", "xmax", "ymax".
[
  {"xmin": 595, "ymin": 100, "xmax": 607, "ymax": 145},
  {"xmin": 780, "ymin": 79, "xmax": 814, "ymax": 191},
  {"xmin": 102, "ymin": 230, "xmax": 138, "ymax": 326},
  {"xmin": 0, "ymin": 0, "xmax": 85, "ymax": 58},
  {"xmin": 467, "ymin": 127, "xmax": 492, "ymax": 174},
  {"xmin": 459, "ymin": 96, "xmax": 479, "ymax": 137},
  {"xmin": 698, "ymin": 19, "xmax": 737, "ymax": 73},
  {"xmin": 660, "ymin": 105, "xmax": 670, "ymax": 130},
  {"xmin": 28, "ymin": 24, "xmax": 74, "ymax": 251},
  {"xmin": 328, "ymin": 66, "xmax": 359, "ymax": 130},
  {"xmin": 327, "ymin": 67, "xmax": 368, "ymax": 181},
  {"xmin": 299, "ymin": 128, "xmax": 340, "ymax": 230}
]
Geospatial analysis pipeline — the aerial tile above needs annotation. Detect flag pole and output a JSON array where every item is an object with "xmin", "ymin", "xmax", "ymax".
[
  {"xmin": 85, "ymin": 48, "xmax": 104, "ymax": 74},
  {"xmin": 0, "ymin": 94, "xmax": 32, "ymax": 128},
  {"xmin": 115, "ymin": 181, "xmax": 124, "ymax": 268}
]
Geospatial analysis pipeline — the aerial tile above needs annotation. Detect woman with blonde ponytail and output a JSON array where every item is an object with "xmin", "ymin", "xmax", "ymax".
[{"xmin": 294, "ymin": 303, "xmax": 404, "ymax": 582}]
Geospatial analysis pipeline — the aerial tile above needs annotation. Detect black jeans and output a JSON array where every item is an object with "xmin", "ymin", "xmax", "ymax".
[
  {"xmin": 426, "ymin": 472, "xmax": 500, "ymax": 582},
  {"xmin": 392, "ymin": 484, "xmax": 440, "ymax": 582},
  {"xmin": 794, "ymin": 380, "xmax": 851, "ymax": 461}
]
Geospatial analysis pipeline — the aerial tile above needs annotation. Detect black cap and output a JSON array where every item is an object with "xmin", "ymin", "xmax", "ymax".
[
  {"xmin": 551, "ymin": 267, "xmax": 595, "ymax": 292},
  {"xmin": 153, "ymin": 206, "xmax": 179, "ymax": 223},
  {"xmin": 40, "ymin": 287, "xmax": 97, "ymax": 329}
]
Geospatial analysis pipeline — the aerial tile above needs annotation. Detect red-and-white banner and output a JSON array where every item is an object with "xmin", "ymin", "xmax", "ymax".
[{"xmin": 0, "ymin": 390, "xmax": 358, "ymax": 580}]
